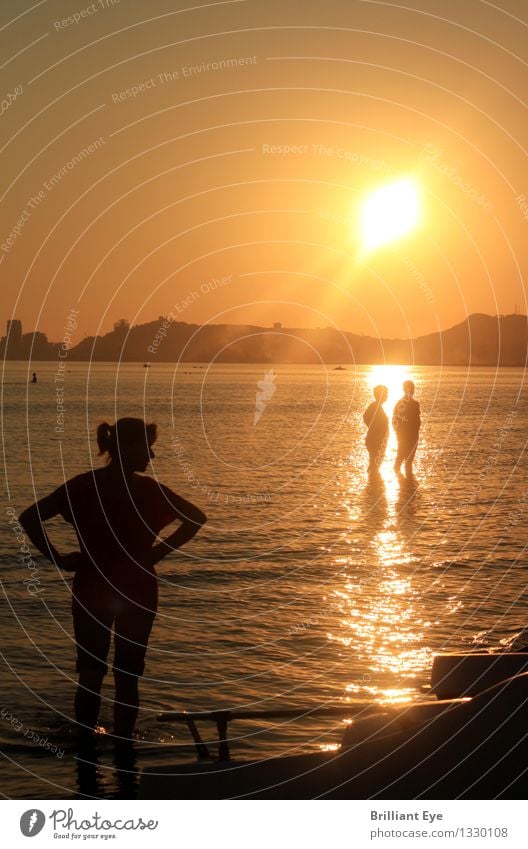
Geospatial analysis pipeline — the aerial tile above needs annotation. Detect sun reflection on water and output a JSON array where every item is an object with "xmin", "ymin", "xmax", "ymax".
[
  {"xmin": 319, "ymin": 742, "xmax": 341, "ymax": 752},
  {"xmin": 328, "ymin": 365, "xmax": 433, "ymax": 705},
  {"xmin": 345, "ymin": 683, "xmax": 417, "ymax": 704}
]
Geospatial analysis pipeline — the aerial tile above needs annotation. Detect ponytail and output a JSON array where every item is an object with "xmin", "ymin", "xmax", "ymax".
[{"xmin": 97, "ymin": 420, "xmax": 114, "ymax": 456}]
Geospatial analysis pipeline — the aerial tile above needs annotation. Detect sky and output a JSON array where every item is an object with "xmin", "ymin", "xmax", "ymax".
[{"xmin": 1, "ymin": 0, "xmax": 527, "ymax": 343}]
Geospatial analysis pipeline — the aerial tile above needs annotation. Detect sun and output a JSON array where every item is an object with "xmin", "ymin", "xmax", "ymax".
[{"xmin": 359, "ymin": 178, "xmax": 420, "ymax": 253}]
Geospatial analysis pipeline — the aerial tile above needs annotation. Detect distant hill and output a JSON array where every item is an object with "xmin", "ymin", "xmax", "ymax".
[
  {"xmin": 412, "ymin": 314, "xmax": 528, "ymax": 366},
  {"xmin": 2, "ymin": 313, "xmax": 527, "ymax": 365}
]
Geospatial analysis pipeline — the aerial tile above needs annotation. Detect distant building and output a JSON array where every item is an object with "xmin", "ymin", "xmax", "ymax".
[
  {"xmin": 22, "ymin": 331, "xmax": 48, "ymax": 347},
  {"xmin": 113, "ymin": 319, "xmax": 130, "ymax": 335},
  {"xmin": 23, "ymin": 331, "xmax": 48, "ymax": 344},
  {"xmin": 273, "ymin": 322, "xmax": 282, "ymax": 330},
  {"xmin": 3, "ymin": 319, "xmax": 24, "ymax": 358},
  {"xmin": 6, "ymin": 319, "xmax": 22, "ymax": 346},
  {"xmin": 22, "ymin": 331, "xmax": 51, "ymax": 359}
]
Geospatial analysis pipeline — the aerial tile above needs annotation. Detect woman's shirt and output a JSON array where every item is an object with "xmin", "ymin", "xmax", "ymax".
[{"xmin": 52, "ymin": 468, "xmax": 184, "ymax": 607}]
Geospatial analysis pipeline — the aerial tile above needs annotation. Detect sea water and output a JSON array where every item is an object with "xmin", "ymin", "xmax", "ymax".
[{"xmin": 1, "ymin": 362, "xmax": 527, "ymax": 797}]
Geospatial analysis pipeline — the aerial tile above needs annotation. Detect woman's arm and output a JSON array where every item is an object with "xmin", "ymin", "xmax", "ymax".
[
  {"xmin": 19, "ymin": 493, "xmax": 65, "ymax": 566},
  {"xmin": 151, "ymin": 492, "xmax": 207, "ymax": 567}
]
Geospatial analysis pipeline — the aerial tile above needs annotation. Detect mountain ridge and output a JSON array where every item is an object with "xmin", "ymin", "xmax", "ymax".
[{"xmin": 2, "ymin": 313, "xmax": 527, "ymax": 365}]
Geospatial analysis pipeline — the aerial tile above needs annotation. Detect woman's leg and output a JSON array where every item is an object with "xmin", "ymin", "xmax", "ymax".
[
  {"xmin": 113, "ymin": 673, "xmax": 140, "ymax": 738},
  {"xmin": 72, "ymin": 598, "xmax": 113, "ymax": 733},
  {"xmin": 113, "ymin": 606, "xmax": 156, "ymax": 740},
  {"xmin": 75, "ymin": 670, "xmax": 106, "ymax": 731}
]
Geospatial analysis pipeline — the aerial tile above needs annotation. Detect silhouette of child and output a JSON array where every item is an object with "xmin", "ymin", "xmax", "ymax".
[
  {"xmin": 392, "ymin": 380, "xmax": 421, "ymax": 476},
  {"xmin": 19, "ymin": 418, "xmax": 207, "ymax": 743},
  {"xmin": 363, "ymin": 385, "xmax": 389, "ymax": 472}
]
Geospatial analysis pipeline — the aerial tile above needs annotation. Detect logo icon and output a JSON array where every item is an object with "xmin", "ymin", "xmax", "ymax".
[
  {"xmin": 254, "ymin": 369, "xmax": 277, "ymax": 425},
  {"xmin": 20, "ymin": 810, "xmax": 45, "ymax": 837}
]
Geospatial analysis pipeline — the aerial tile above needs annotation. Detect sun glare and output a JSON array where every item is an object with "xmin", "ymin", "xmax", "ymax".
[
  {"xmin": 359, "ymin": 178, "xmax": 420, "ymax": 253},
  {"xmin": 368, "ymin": 364, "xmax": 414, "ymax": 419}
]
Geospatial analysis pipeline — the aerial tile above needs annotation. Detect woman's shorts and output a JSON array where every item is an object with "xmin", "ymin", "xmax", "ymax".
[{"xmin": 72, "ymin": 593, "xmax": 156, "ymax": 678}]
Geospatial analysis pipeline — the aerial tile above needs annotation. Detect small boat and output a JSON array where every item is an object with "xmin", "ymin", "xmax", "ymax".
[
  {"xmin": 140, "ymin": 653, "xmax": 527, "ymax": 799},
  {"xmin": 143, "ymin": 363, "xmax": 150, "ymax": 368},
  {"xmin": 333, "ymin": 365, "xmax": 346, "ymax": 370}
]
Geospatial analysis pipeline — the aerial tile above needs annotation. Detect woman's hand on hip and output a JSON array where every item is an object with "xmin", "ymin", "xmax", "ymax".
[{"xmin": 58, "ymin": 551, "xmax": 86, "ymax": 572}]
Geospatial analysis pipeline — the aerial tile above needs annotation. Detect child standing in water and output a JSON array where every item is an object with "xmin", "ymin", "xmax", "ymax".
[
  {"xmin": 393, "ymin": 379, "xmax": 421, "ymax": 476},
  {"xmin": 19, "ymin": 418, "xmax": 207, "ymax": 743},
  {"xmin": 363, "ymin": 385, "xmax": 389, "ymax": 473}
]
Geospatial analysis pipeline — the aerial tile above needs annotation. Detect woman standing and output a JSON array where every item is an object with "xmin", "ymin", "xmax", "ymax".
[
  {"xmin": 19, "ymin": 417, "xmax": 207, "ymax": 742},
  {"xmin": 363, "ymin": 385, "xmax": 389, "ymax": 473}
]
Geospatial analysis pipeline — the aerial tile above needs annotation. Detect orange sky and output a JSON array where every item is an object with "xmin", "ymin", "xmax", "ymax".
[{"xmin": 1, "ymin": 0, "xmax": 527, "ymax": 343}]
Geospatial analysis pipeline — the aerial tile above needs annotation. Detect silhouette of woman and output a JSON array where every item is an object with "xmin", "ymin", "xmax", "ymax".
[
  {"xmin": 363, "ymin": 385, "xmax": 389, "ymax": 472},
  {"xmin": 19, "ymin": 418, "xmax": 207, "ymax": 742}
]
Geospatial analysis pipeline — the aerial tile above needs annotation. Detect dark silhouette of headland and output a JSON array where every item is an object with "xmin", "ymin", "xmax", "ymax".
[{"xmin": 2, "ymin": 313, "xmax": 527, "ymax": 366}]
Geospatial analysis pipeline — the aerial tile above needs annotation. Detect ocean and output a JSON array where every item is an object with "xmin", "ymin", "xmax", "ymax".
[{"xmin": 1, "ymin": 361, "xmax": 527, "ymax": 798}]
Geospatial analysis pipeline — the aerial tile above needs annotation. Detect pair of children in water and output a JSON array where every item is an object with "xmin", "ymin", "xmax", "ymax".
[{"xmin": 363, "ymin": 380, "xmax": 421, "ymax": 475}]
